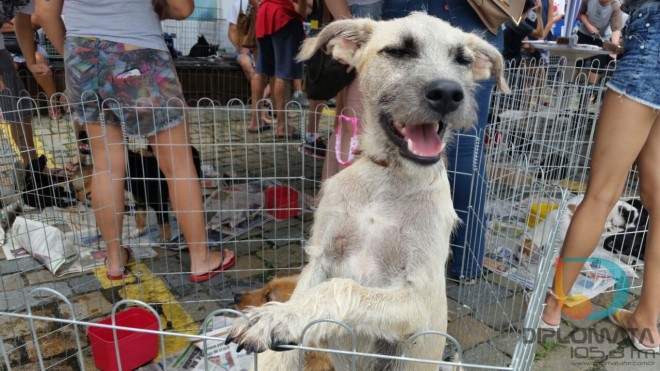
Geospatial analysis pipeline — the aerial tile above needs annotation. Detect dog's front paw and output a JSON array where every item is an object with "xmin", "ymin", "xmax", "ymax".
[{"xmin": 227, "ymin": 303, "xmax": 301, "ymax": 354}]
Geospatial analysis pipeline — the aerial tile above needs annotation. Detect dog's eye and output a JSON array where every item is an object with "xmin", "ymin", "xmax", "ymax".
[
  {"xmin": 454, "ymin": 48, "xmax": 473, "ymax": 66},
  {"xmin": 381, "ymin": 36, "xmax": 418, "ymax": 59},
  {"xmin": 382, "ymin": 46, "xmax": 414, "ymax": 58}
]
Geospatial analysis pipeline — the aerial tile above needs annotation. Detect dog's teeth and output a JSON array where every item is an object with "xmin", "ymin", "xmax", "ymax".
[
  {"xmin": 434, "ymin": 123, "xmax": 440, "ymax": 132},
  {"xmin": 407, "ymin": 138, "xmax": 414, "ymax": 152}
]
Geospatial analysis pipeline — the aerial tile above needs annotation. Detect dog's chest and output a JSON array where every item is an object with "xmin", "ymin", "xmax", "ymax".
[{"xmin": 327, "ymin": 192, "xmax": 451, "ymax": 286}]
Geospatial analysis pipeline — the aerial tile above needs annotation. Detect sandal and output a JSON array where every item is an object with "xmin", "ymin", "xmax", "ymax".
[
  {"xmin": 104, "ymin": 247, "xmax": 131, "ymax": 280},
  {"xmin": 609, "ymin": 309, "xmax": 660, "ymax": 354},
  {"xmin": 189, "ymin": 249, "xmax": 236, "ymax": 283},
  {"xmin": 540, "ymin": 289, "xmax": 564, "ymax": 331}
]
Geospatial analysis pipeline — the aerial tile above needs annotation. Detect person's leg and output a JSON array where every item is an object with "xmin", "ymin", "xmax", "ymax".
[
  {"xmin": 248, "ymin": 73, "xmax": 269, "ymax": 132},
  {"xmin": 272, "ymin": 77, "xmax": 296, "ymax": 136},
  {"xmin": 270, "ymin": 20, "xmax": 304, "ymax": 137},
  {"xmin": 148, "ymin": 123, "xmax": 230, "ymax": 276},
  {"xmin": 250, "ymin": 36, "xmax": 275, "ymax": 132},
  {"xmin": 9, "ymin": 116, "xmax": 38, "ymax": 165},
  {"xmin": 86, "ymin": 123, "xmax": 129, "ymax": 277},
  {"xmin": 543, "ymin": 92, "xmax": 659, "ymax": 325},
  {"xmin": 607, "ymin": 112, "xmax": 660, "ymax": 348},
  {"xmin": 292, "ymin": 79, "xmax": 308, "ymax": 107},
  {"xmin": 236, "ymin": 50, "xmax": 256, "ymax": 81}
]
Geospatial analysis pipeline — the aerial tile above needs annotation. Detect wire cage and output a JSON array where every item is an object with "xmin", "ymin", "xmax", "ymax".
[
  {"xmin": 461, "ymin": 57, "xmax": 647, "ymax": 370},
  {"xmin": 0, "ymin": 57, "xmax": 649, "ymax": 370}
]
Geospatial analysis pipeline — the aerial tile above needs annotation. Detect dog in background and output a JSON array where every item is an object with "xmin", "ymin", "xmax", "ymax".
[
  {"xmin": 604, "ymin": 198, "xmax": 648, "ymax": 262},
  {"xmin": 226, "ymin": 13, "xmax": 508, "ymax": 370},
  {"xmin": 73, "ymin": 145, "xmax": 202, "ymax": 244},
  {"xmin": 233, "ymin": 275, "xmax": 334, "ymax": 371},
  {"xmin": 234, "ymin": 275, "xmax": 299, "ymax": 311},
  {"xmin": 523, "ymin": 194, "xmax": 641, "ymax": 259}
]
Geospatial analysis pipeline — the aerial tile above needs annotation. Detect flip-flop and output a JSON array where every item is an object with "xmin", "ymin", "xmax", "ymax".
[
  {"xmin": 189, "ymin": 250, "xmax": 236, "ymax": 283},
  {"xmin": 247, "ymin": 124, "xmax": 273, "ymax": 134},
  {"xmin": 105, "ymin": 247, "xmax": 131, "ymax": 280},
  {"xmin": 609, "ymin": 309, "xmax": 660, "ymax": 354}
]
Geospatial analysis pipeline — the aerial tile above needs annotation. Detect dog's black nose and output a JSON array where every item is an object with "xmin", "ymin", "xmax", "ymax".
[
  {"xmin": 233, "ymin": 293, "xmax": 242, "ymax": 303},
  {"xmin": 424, "ymin": 80, "xmax": 464, "ymax": 114}
]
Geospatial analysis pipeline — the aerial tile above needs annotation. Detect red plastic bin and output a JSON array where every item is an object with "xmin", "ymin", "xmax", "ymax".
[
  {"xmin": 88, "ymin": 308, "xmax": 159, "ymax": 371},
  {"xmin": 264, "ymin": 185, "xmax": 299, "ymax": 220}
]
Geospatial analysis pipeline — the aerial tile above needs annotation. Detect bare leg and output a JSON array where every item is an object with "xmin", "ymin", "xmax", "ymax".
[
  {"xmin": 542, "ymin": 92, "xmax": 659, "ymax": 334},
  {"xmin": 248, "ymin": 73, "xmax": 268, "ymax": 132},
  {"xmin": 273, "ymin": 77, "xmax": 295, "ymax": 137},
  {"xmin": 236, "ymin": 51, "xmax": 256, "ymax": 81},
  {"xmin": 618, "ymin": 113, "xmax": 660, "ymax": 347},
  {"xmin": 86, "ymin": 123, "xmax": 128, "ymax": 276},
  {"xmin": 9, "ymin": 116, "xmax": 38, "ymax": 165},
  {"xmin": 148, "ymin": 122, "xmax": 231, "ymax": 276}
]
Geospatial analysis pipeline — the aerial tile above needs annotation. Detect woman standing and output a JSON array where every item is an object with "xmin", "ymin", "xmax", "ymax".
[{"xmin": 542, "ymin": 0, "xmax": 660, "ymax": 353}]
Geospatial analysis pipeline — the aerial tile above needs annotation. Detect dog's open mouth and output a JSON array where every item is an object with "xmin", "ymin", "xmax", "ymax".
[{"xmin": 383, "ymin": 116, "xmax": 446, "ymax": 165}]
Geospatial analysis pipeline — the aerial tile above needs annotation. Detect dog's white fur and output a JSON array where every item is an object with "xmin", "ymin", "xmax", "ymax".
[{"xmin": 227, "ymin": 13, "xmax": 507, "ymax": 370}]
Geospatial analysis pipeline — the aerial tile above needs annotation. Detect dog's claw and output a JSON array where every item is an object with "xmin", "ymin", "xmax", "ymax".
[
  {"xmin": 224, "ymin": 335, "xmax": 234, "ymax": 345},
  {"xmin": 271, "ymin": 338, "xmax": 295, "ymax": 352},
  {"xmin": 245, "ymin": 344, "xmax": 255, "ymax": 354},
  {"xmin": 236, "ymin": 343, "xmax": 244, "ymax": 353}
]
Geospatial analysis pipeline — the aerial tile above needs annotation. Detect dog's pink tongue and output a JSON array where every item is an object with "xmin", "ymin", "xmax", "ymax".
[{"xmin": 404, "ymin": 123, "xmax": 442, "ymax": 157}]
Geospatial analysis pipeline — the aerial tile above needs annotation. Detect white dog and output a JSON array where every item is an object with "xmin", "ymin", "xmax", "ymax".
[{"xmin": 226, "ymin": 13, "xmax": 507, "ymax": 370}]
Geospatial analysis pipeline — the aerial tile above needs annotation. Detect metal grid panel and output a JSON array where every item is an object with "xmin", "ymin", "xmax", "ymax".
[{"xmin": 0, "ymin": 59, "xmax": 647, "ymax": 370}]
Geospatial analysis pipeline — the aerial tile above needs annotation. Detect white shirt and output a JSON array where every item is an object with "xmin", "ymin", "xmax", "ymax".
[{"xmin": 228, "ymin": 0, "xmax": 250, "ymax": 25}]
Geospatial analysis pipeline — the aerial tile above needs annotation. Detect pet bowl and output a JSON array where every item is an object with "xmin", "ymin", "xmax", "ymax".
[
  {"xmin": 88, "ymin": 308, "xmax": 159, "ymax": 371},
  {"xmin": 264, "ymin": 185, "xmax": 299, "ymax": 220}
]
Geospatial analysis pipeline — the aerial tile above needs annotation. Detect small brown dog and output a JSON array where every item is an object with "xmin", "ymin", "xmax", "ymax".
[{"xmin": 234, "ymin": 275, "xmax": 334, "ymax": 371}]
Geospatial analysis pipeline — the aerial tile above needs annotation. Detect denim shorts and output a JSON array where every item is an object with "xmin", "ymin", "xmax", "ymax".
[
  {"xmin": 607, "ymin": 2, "xmax": 660, "ymax": 110},
  {"xmin": 64, "ymin": 37, "xmax": 186, "ymax": 137}
]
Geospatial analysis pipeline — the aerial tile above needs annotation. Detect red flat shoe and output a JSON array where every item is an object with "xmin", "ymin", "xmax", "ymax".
[
  {"xmin": 105, "ymin": 247, "xmax": 131, "ymax": 280},
  {"xmin": 189, "ymin": 250, "xmax": 236, "ymax": 283}
]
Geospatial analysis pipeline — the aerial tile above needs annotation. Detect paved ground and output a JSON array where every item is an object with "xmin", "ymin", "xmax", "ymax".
[{"xmin": 0, "ymin": 107, "xmax": 657, "ymax": 370}]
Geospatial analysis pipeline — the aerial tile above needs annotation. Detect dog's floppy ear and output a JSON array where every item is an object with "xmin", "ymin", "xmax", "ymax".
[
  {"xmin": 464, "ymin": 33, "xmax": 510, "ymax": 93},
  {"xmin": 297, "ymin": 18, "xmax": 377, "ymax": 70}
]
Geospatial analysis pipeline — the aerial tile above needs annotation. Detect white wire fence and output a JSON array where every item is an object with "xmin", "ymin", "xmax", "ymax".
[{"xmin": 0, "ymin": 57, "xmax": 647, "ymax": 370}]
